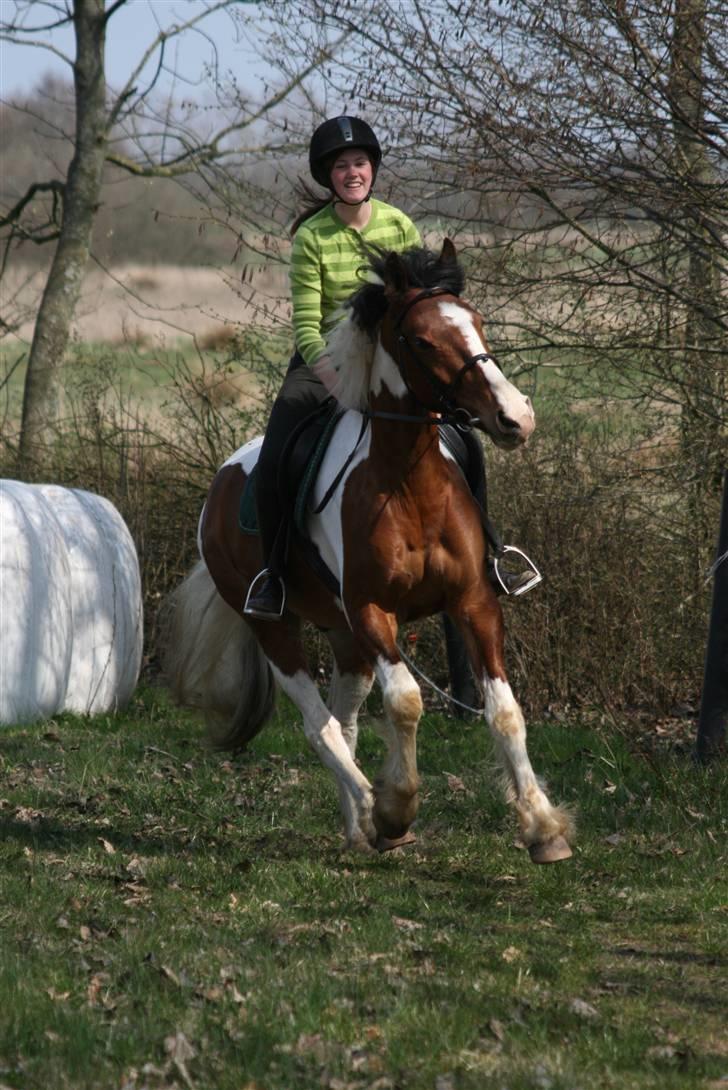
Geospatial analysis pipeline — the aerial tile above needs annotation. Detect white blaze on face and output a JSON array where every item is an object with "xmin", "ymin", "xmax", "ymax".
[{"xmin": 437, "ymin": 301, "xmax": 534, "ymax": 434}]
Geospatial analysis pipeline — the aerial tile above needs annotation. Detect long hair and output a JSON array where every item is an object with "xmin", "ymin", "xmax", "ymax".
[{"xmin": 290, "ymin": 179, "xmax": 332, "ymax": 235}]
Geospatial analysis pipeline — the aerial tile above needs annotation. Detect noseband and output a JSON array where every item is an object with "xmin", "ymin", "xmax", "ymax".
[{"xmin": 391, "ymin": 287, "xmax": 493, "ymax": 430}]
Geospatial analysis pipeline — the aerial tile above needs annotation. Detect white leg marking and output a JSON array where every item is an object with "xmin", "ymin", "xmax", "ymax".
[
  {"xmin": 374, "ymin": 658, "xmax": 423, "ymax": 796},
  {"xmin": 270, "ymin": 666, "xmax": 375, "ymax": 847},
  {"xmin": 483, "ymin": 675, "xmax": 567, "ymax": 845},
  {"xmin": 327, "ymin": 666, "xmax": 375, "ymax": 844}
]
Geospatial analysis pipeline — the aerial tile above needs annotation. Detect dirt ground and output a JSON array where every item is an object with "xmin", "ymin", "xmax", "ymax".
[{"xmin": 5, "ymin": 262, "xmax": 291, "ymax": 347}]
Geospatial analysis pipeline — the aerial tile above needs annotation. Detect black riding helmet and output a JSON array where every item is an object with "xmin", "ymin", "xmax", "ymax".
[{"xmin": 309, "ymin": 116, "xmax": 382, "ymax": 190}]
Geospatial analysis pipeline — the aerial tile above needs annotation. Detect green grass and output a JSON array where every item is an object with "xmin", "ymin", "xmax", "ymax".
[{"xmin": 1, "ymin": 688, "xmax": 726, "ymax": 1090}]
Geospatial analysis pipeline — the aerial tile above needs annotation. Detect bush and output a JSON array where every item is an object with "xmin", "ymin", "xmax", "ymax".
[{"xmin": 1, "ymin": 338, "xmax": 716, "ymax": 717}]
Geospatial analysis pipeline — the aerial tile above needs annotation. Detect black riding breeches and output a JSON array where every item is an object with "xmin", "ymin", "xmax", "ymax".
[{"xmin": 255, "ymin": 352, "xmax": 330, "ymax": 571}]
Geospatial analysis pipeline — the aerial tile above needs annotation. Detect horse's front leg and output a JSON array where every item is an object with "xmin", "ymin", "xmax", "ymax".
[
  {"xmin": 455, "ymin": 603, "xmax": 574, "ymax": 863},
  {"xmin": 350, "ymin": 604, "xmax": 423, "ymax": 847}
]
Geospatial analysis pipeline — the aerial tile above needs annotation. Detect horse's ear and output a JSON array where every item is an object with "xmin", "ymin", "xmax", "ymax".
[
  {"xmin": 439, "ymin": 237, "xmax": 457, "ymax": 264},
  {"xmin": 383, "ymin": 250, "xmax": 409, "ymax": 297}
]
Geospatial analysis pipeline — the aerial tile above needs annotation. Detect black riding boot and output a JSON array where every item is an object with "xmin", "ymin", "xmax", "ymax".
[
  {"xmin": 244, "ymin": 352, "xmax": 330, "ymax": 620},
  {"xmin": 460, "ymin": 428, "xmax": 541, "ymax": 597}
]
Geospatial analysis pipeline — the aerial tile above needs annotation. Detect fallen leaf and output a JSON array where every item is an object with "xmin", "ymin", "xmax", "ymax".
[
  {"xmin": 392, "ymin": 916, "xmax": 424, "ymax": 933},
  {"xmin": 98, "ymin": 837, "xmax": 115, "ymax": 855},
  {"xmin": 501, "ymin": 946, "xmax": 522, "ymax": 963},
  {"xmin": 489, "ymin": 1017, "xmax": 505, "ymax": 1041},
  {"xmin": 160, "ymin": 965, "xmax": 182, "ymax": 988},
  {"xmin": 164, "ymin": 1031, "xmax": 196, "ymax": 1088},
  {"xmin": 445, "ymin": 772, "xmax": 468, "ymax": 793},
  {"xmin": 569, "ymin": 997, "xmax": 599, "ymax": 1020}
]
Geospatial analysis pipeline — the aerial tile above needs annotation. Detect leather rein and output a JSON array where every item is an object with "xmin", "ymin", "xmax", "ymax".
[{"xmin": 365, "ymin": 286, "xmax": 492, "ymax": 432}]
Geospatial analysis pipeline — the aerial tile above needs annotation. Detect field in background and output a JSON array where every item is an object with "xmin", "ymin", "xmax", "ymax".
[{"xmin": 0, "ymin": 687, "xmax": 726, "ymax": 1090}]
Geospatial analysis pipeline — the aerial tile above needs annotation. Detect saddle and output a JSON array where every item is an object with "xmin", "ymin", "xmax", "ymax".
[
  {"xmin": 239, "ymin": 398, "xmax": 345, "ymax": 536},
  {"xmin": 240, "ymin": 407, "xmax": 474, "ymax": 537}
]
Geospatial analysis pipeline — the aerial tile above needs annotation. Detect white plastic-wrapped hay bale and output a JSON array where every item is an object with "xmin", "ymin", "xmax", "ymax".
[{"xmin": 0, "ymin": 480, "xmax": 143, "ymax": 725}]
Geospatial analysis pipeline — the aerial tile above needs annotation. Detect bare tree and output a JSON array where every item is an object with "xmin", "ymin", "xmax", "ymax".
[
  {"xmin": 0, "ymin": 0, "xmax": 332, "ymax": 464},
  {"xmin": 265, "ymin": 1, "xmax": 726, "ymax": 512}
]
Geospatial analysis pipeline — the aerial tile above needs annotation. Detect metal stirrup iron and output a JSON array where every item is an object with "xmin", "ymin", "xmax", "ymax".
[
  {"xmin": 243, "ymin": 569, "xmax": 286, "ymax": 619},
  {"xmin": 492, "ymin": 545, "xmax": 542, "ymax": 597}
]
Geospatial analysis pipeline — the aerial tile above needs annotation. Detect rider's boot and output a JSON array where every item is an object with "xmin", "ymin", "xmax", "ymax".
[
  {"xmin": 487, "ymin": 549, "xmax": 542, "ymax": 598},
  {"xmin": 244, "ymin": 490, "xmax": 287, "ymax": 620},
  {"xmin": 244, "ymin": 567, "xmax": 285, "ymax": 620}
]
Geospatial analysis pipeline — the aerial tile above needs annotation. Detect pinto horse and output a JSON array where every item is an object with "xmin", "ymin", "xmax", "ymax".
[{"xmin": 166, "ymin": 240, "xmax": 573, "ymax": 863}]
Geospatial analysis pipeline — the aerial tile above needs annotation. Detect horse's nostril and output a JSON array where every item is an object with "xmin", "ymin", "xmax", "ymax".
[{"xmin": 497, "ymin": 410, "xmax": 521, "ymax": 433}]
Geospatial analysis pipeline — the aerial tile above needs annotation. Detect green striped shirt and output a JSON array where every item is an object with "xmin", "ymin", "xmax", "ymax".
[{"xmin": 290, "ymin": 198, "xmax": 421, "ymax": 365}]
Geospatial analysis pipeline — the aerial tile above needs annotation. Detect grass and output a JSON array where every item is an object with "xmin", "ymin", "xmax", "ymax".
[{"xmin": 1, "ymin": 687, "xmax": 726, "ymax": 1090}]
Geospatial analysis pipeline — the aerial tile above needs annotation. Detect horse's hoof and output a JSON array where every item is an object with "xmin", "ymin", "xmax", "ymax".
[
  {"xmin": 376, "ymin": 830, "xmax": 417, "ymax": 853},
  {"xmin": 528, "ymin": 836, "xmax": 573, "ymax": 864}
]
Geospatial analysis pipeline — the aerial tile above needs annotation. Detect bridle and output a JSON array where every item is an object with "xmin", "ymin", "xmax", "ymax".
[{"xmin": 366, "ymin": 286, "xmax": 494, "ymax": 431}]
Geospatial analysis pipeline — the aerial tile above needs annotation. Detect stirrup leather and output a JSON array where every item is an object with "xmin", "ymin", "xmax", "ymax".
[
  {"xmin": 492, "ymin": 545, "xmax": 542, "ymax": 597},
  {"xmin": 243, "ymin": 569, "xmax": 286, "ymax": 619}
]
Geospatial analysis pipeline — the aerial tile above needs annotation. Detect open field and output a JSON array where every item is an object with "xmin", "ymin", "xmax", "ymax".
[
  {"xmin": 4, "ymin": 263, "xmax": 290, "ymax": 350},
  {"xmin": 1, "ymin": 688, "xmax": 726, "ymax": 1090}
]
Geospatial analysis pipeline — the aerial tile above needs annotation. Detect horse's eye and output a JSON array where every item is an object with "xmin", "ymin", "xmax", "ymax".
[{"xmin": 414, "ymin": 336, "xmax": 431, "ymax": 350}]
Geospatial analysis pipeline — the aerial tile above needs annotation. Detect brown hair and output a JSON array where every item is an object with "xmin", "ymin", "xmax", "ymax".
[{"xmin": 290, "ymin": 178, "xmax": 332, "ymax": 235}]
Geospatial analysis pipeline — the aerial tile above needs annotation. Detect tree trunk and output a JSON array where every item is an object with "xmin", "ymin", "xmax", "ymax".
[
  {"xmin": 670, "ymin": 0, "xmax": 726, "ymax": 526},
  {"xmin": 19, "ymin": 0, "xmax": 108, "ymax": 466}
]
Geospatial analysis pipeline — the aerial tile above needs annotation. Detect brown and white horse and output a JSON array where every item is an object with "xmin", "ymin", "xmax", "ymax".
[{"xmin": 165, "ymin": 240, "xmax": 573, "ymax": 862}]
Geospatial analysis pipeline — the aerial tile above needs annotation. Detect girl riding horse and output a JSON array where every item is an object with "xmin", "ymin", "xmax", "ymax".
[{"xmin": 245, "ymin": 115, "xmax": 539, "ymax": 619}]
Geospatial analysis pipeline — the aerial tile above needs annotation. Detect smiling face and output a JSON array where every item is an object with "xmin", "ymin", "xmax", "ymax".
[{"xmin": 329, "ymin": 148, "xmax": 374, "ymax": 204}]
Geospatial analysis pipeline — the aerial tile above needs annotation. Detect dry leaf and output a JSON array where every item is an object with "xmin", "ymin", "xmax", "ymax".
[
  {"xmin": 98, "ymin": 837, "xmax": 115, "ymax": 855},
  {"xmin": 160, "ymin": 965, "xmax": 182, "ymax": 988},
  {"xmin": 569, "ymin": 997, "xmax": 599, "ymax": 1020},
  {"xmin": 164, "ymin": 1031, "xmax": 196, "ymax": 1088},
  {"xmin": 392, "ymin": 916, "xmax": 424, "ymax": 933},
  {"xmin": 489, "ymin": 1018, "xmax": 505, "ymax": 1042},
  {"xmin": 501, "ymin": 946, "xmax": 522, "ymax": 963}
]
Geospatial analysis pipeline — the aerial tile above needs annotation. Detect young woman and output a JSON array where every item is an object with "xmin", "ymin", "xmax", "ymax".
[{"xmin": 245, "ymin": 116, "xmax": 537, "ymax": 619}]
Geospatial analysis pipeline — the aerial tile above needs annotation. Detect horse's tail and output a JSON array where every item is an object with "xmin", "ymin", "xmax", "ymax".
[{"xmin": 163, "ymin": 559, "xmax": 276, "ymax": 750}]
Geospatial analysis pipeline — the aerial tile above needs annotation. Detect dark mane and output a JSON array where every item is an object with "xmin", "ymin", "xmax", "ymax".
[{"xmin": 347, "ymin": 245, "xmax": 466, "ymax": 334}]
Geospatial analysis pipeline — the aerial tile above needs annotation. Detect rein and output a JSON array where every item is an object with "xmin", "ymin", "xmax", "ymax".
[{"xmin": 385, "ymin": 286, "xmax": 492, "ymax": 430}]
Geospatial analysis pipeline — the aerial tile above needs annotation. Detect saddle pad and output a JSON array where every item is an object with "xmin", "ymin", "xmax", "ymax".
[
  {"xmin": 238, "ymin": 464, "xmax": 260, "ymax": 534},
  {"xmin": 237, "ymin": 403, "xmax": 344, "ymax": 537}
]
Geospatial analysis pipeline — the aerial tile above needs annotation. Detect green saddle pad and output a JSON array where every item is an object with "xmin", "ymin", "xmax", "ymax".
[
  {"xmin": 238, "ymin": 405, "xmax": 344, "ymax": 537},
  {"xmin": 238, "ymin": 464, "xmax": 260, "ymax": 534}
]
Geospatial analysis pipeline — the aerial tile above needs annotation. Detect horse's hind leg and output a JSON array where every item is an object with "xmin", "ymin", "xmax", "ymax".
[
  {"xmin": 325, "ymin": 630, "xmax": 376, "ymax": 848},
  {"xmin": 251, "ymin": 618, "xmax": 377, "ymax": 851}
]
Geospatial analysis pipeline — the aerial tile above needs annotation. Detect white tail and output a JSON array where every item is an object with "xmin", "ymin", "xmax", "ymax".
[{"xmin": 163, "ymin": 560, "xmax": 276, "ymax": 749}]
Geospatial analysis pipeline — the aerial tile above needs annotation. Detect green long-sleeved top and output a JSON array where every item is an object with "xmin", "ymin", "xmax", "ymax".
[{"xmin": 290, "ymin": 198, "xmax": 421, "ymax": 365}]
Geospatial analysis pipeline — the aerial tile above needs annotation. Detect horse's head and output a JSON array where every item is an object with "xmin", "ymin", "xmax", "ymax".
[{"xmin": 376, "ymin": 239, "xmax": 535, "ymax": 449}]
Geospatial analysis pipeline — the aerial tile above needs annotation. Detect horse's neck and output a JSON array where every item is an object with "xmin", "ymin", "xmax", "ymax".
[{"xmin": 367, "ymin": 364, "xmax": 443, "ymax": 484}]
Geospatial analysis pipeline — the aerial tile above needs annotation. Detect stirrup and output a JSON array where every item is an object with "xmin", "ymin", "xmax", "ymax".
[
  {"xmin": 243, "ymin": 568, "xmax": 286, "ymax": 620},
  {"xmin": 492, "ymin": 546, "xmax": 542, "ymax": 597}
]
